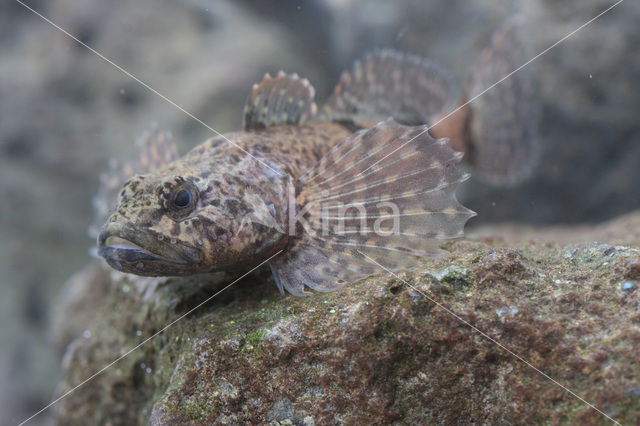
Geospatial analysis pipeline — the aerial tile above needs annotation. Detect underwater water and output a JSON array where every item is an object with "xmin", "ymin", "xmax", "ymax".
[{"xmin": 1, "ymin": 0, "xmax": 638, "ymax": 424}]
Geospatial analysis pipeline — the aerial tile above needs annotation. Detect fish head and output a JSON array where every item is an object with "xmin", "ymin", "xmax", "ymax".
[
  {"xmin": 97, "ymin": 171, "xmax": 209, "ymax": 275},
  {"xmin": 97, "ymin": 159, "xmax": 289, "ymax": 276}
]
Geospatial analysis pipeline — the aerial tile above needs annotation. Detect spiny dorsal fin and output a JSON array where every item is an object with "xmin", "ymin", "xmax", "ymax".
[
  {"xmin": 242, "ymin": 71, "xmax": 318, "ymax": 131},
  {"xmin": 320, "ymin": 49, "xmax": 455, "ymax": 128},
  {"xmin": 269, "ymin": 118, "xmax": 475, "ymax": 296},
  {"xmin": 136, "ymin": 126, "xmax": 179, "ymax": 173}
]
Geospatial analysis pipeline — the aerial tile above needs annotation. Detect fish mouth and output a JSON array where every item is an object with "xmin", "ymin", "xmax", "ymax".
[{"xmin": 97, "ymin": 222, "xmax": 202, "ymax": 276}]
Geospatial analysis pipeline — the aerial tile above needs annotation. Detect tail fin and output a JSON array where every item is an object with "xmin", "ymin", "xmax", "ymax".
[
  {"xmin": 432, "ymin": 16, "xmax": 540, "ymax": 186},
  {"xmin": 320, "ymin": 49, "xmax": 455, "ymax": 128},
  {"xmin": 269, "ymin": 119, "xmax": 475, "ymax": 296}
]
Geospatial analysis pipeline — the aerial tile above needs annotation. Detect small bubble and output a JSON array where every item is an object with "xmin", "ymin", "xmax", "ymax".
[
  {"xmin": 196, "ymin": 239, "xmax": 203, "ymax": 246},
  {"xmin": 140, "ymin": 362, "xmax": 146, "ymax": 369},
  {"xmin": 136, "ymin": 330, "xmax": 142, "ymax": 336},
  {"xmin": 119, "ymin": 88, "xmax": 126, "ymax": 95},
  {"xmin": 146, "ymin": 367, "xmax": 152, "ymax": 374},
  {"xmin": 170, "ymin": 238, "xmax": 177, "ymax": 244},
  {"xmin": 157, "ymin": 235, "xmax": 164, "ymax": 241},
  {"xmin": 491, "ymin": 201, "xmax": 496, "ymax": 207},
  {"xmin": 82, "ymin": 330, "xmax": 91, "ymax": 339},
  {"xmin": 122, "ymin": 284, "xmax": 130, "ymax": 293},
  {"xmin": 589, "ymin": 74, "xmax": 593, "ymax": 79},
  {"xmin": 136, "ymin": 262, "xmax": 144, "ymax": 270}
]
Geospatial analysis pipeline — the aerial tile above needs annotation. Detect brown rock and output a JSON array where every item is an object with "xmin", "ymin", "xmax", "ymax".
[
  {"xmin": 52, "ymin": 212, "xmax": 640, "ymax": 424},
  {"xmin": 624, "ymin": 258, "xmax": 640, "ymax": 281}
]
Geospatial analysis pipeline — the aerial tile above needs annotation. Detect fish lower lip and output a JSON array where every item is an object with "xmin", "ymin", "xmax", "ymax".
[
  {"xmin": 98, "ymin": 245, "xmax": 186, "ymax": 265},
  {"xmin": 97, "ymin": 226, "xmax": 199, "ymax": 269},
  {"xmin": 97, "ymin": 238, "xmax": 189, "ymax": 266}
]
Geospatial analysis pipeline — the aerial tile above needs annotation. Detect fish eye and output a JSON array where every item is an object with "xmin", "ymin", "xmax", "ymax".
[
  {"xmin": 165, "ymin": 180, "xmax": 198, "ymax": 220},
  {"xmin": 173, "ymin": 188, "xmax": 192, "ymax": 208}
]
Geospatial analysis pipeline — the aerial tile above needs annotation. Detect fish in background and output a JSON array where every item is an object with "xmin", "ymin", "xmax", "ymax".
[
  {"xmin": 324, "ymin": 16, "xmax": 539, "ymax": 187},
  {"xmin": 94, "ymin": 17, "xmax": 538, "ymax": 295}
]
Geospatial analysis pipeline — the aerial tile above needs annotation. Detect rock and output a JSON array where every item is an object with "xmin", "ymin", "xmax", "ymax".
[
  {"xmin": 625, "ymin": 259, "xmax": 640, "ymax": 281},
  {"xmin": 52, "ymin": 212, "xmax": 640, "ymax": 424}
]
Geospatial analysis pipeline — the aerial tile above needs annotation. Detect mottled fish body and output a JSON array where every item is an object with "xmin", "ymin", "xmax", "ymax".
[
  {"xmin": 98, "ymin": 20, "xmax": 537, "ymax": 295},
  {"xmin": 99, "ymin": 121, "xmax": 350, "ymax": 276}
]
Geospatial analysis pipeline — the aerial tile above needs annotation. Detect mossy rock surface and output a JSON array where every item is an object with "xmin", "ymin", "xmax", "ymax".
[{"xmin": 53, "ymin": 213, "xmax": 640, "ymax": 424}]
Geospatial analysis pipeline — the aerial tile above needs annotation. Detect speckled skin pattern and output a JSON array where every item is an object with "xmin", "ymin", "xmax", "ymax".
[
  {"xmin": 97, "ymin": 53, "xmax": 478, "ymax": 293},
  {"xmin": 98, "ymin": 122, "xmax": 351, "ymax": 276}
]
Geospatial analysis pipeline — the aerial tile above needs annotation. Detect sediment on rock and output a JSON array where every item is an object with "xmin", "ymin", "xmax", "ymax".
[{"xmin": 53, "ymin": 213, "xmax": 640, "ymax": 424}]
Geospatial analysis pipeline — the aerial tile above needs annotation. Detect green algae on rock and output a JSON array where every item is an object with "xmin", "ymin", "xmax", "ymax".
[{"xmin": 53, "ymin": 212, "xmax": 640, "ymax": 424}]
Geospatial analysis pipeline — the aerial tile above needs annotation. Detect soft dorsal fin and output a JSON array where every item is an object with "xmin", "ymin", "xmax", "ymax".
[
  {"xmin": 242, "ymin": 71, "xmax": 318, "ymax": 131},
  {"xmin": 320, "ymin": 49, "xmax": 455, "ymax": 128}
]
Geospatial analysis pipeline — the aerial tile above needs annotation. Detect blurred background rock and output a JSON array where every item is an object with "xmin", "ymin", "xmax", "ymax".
[{"xmin": 0, "ymin": 0, "xmax": 637, "ymax": 423}]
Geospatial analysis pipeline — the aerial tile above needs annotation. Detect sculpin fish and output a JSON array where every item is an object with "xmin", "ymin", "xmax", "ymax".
[{"xmin": 97, "ymin": 20, "xmax": 537, "ymax": 295}]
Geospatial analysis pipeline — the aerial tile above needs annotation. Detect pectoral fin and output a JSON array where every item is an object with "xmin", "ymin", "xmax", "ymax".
[{"xmin": 269, "ymin": 119, "xmax": 475, "ymax": 296}]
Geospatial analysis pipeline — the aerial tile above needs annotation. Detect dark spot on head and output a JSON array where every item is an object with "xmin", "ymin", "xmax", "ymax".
[
  {"xmin": 225, "ymin": 199, "xmax": 241, "ymax": 216},
  {"xmin": 207, "ymin": 228, "xmax": 218, "ymax": 241},
  {"xmin": 251, "ymin": 222, "xmax": 267, "ymax": 233},
  {"xmin": 210, "ymin": 199, "xmax": 220, "ymax": 207}
]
